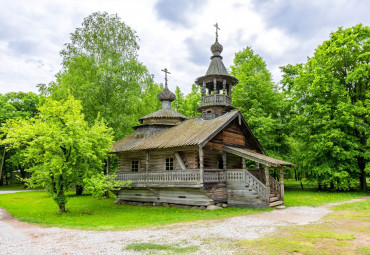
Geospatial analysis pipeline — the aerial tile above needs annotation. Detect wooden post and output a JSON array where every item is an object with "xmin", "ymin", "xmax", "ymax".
[
  {"xmin": 241, "ymin": 158, "xmax": 246, "ymax": 182},
  {"xmin": 199, "ymin": 146, "xmax": 204, "ymax": 184},
  {"xmin": 146, "ymin": 150, "xmax": 149, "ymax": 183},
  {"xmin": 280, "ymin": 166, "xmax": 284, "ymax": 200},
  {"xmin": 222, "ymin": 152, "xmax": 227, "ymax": 170},
  {"xmin": 265, "ymin": 165, "xmax": 270, "ymax": 202}
]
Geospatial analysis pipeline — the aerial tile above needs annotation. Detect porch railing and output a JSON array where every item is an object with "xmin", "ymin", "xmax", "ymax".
[{"xmin": 115, "ymin": 169, "xmax": 275, "ymax": 199}]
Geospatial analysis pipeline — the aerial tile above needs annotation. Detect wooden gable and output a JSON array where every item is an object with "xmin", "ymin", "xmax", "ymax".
[{"xmin": 203, "ymin": 115, "xmax": 264, "ymax": 154}]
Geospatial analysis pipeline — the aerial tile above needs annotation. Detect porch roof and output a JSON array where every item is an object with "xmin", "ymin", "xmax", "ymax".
[{"xmin": 224, "ymin": 146, "xmax": 295, "ymax": 168}]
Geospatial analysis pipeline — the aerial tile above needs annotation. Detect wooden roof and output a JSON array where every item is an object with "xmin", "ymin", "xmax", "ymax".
[
  {"xmin": 139, "ymin": 109, "xmax": 187, "ymax": 123},
  {"xmin": 224, "ymin": 146, "xmax": 295, "ymax": 168},
  {"xmin": 113, "ymin": 110, "xmax": 263, "ymax": 152}
]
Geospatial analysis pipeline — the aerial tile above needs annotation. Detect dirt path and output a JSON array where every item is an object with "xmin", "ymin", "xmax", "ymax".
[{"xmin": 0, "ymin": 197, "xmax": 368, "ymax": 255}]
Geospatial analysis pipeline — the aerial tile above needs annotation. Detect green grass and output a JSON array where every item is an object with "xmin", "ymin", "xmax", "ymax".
[
  {"xmin": 125, "ymin": 243, "xmax": 199, "ymax": 253},
  {"xmin": 0, "ymin": 184, "xmax": 27, "ymax": 190},
  {"xmin": 237, "ymin": 200, "xmax": 370, "ymax": 255},
  {"xmin": 284, "ymin": 190, "xmax": 368, "ymax": 207},
  {"xmin": 0, "ymin": 191, "xmax": 270, "ymax": 230}
]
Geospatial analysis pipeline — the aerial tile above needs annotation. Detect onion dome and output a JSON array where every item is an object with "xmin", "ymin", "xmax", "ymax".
[
  {"xmin": 157, "ymin": 86, "xmax": 176, "ymax": 102},
  {"xmin": 211, "ymin": 41, "xmax": 223, "ymax": 54}
]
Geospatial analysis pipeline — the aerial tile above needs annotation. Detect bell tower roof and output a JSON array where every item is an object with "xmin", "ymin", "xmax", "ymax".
[{"xmin": 194, "ymin": 24, "xmax": 239, "ymax": 120}]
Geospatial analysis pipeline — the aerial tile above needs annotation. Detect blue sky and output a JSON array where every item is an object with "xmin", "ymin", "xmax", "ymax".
[{"xmin": 0, "ymin": 0, "xmax": 369, "ymax": 94}]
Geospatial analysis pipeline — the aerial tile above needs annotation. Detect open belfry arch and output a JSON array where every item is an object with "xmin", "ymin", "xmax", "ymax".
[{"xmin": 111, "ymin": 25, "xmax": 295, "ymax": 208}]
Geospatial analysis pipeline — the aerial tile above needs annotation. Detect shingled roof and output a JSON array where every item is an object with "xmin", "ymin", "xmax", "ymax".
[
  {"xmin": 139, "ymin": 109, "xmax": 187, "ymax": 123},
  {"xmin": 113, "ymin": 110, "xmax": 245, "ymax": 152}
]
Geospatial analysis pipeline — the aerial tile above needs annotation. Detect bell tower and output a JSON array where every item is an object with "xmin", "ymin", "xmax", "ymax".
[{"xmin": 195, "ymin": 23, "xmax": 238, "ymax": 120}]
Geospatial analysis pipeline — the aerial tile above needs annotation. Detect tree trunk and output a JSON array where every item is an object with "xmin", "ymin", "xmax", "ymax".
[
  {"xmin": 59, "ymin": 204, "xmax": 66, "ymax": 213},
  {"xmin": 358, "ymin": 156, "xmax": 368, "ymax": 191},
  {"xmin": 76, "ymin": 185, "xmax": 83, "ymax": 196},
  {"xmin": 0, "ymin": 147, "xmax": 5, "ymax": 186}
]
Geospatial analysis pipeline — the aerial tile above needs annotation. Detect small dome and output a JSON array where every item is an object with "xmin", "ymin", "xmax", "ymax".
[
  {"xmin": 157, "ymin": 87, "xmax": 176, "ymax": 102},
  {"xmin": 211, "ymin": 41, "xmax": 223, "ymax": 54}
]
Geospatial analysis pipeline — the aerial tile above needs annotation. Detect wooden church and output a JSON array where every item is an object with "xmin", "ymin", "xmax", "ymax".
[{"xmin": 112, "ymin": 27, "xmax": 294, "ymax": 208}]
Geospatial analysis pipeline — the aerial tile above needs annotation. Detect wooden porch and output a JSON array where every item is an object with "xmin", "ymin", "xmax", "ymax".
[{"xmin": 115, "ymin": 168, "xmax": 282, "ymax": 205}]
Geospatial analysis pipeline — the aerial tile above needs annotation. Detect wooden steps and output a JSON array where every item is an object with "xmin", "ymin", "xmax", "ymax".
[
  {"xmin": 269, "ymin": 196, "xmax": 279, "ymax": 202},
  {"xmin": 269, "ymin": 200, "xmax": 284, "ymax": 207}
]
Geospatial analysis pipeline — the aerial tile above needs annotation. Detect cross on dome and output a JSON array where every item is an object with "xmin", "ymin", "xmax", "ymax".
[
  {"xmin": 161, "ymin": 68, "xmax": 171, "ymax": 88},
  {"xmin": 214, "ymin": 23, "xmax": 220, "ymax": 42}
]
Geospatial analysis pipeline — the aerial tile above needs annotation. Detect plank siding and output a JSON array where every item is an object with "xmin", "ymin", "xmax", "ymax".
[{"xmin": 117, "ymin": 147, "xmax": 199, "ymax": 173}]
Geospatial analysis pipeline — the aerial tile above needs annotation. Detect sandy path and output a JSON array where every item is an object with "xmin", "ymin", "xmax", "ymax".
[{"xmin": 0, "ymin": 196, "xmax": 367, "ymax": 255}]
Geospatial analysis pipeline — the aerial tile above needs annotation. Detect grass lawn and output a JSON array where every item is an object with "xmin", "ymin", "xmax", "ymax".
[
  {"xmin": 236, "ymin": 199, "xmax": 370, "ymax": 255},
  {"xmin": 0, "ymin": 191, "xmax": 271, "ymax": 230},
  {"xmin": 0, "ymin": 188, "xmax": 368, "ymax": 231},
  {"xmin": 0, "ymin": 184, "xmax": 27, "ymax": 190},
  {"xmin": 284, "ymin": 190, "xmax": 367, "ymax": 207}
]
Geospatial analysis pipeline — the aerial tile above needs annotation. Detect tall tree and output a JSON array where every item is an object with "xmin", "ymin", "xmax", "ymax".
[
  {"xmin": 281, "ymin": 24, "xmax": 370, "ymax": 190},
  {"xmin": 42, "ymin": 12, "xmax": 160, "ymax": 140},
  {"xmin": 0, "ymin": 92, "xmax": 41, "ymax": 185},
  {"xmin": 230, "ymin": 47, "xmax": 287, "ymax": 157},
  {"xmin": 172, "ymin": 85, "xmax": 201, "ymax": 117},
  {"xmin": 1, "ymin": 96, "xmax": 114, "ymax": 212}
]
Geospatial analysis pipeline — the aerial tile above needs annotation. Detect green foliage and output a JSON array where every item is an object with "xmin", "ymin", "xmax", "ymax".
[
  {"xmin": 0, "ymin": 191, "xmax": 270, "ymax": 230},
  {"xmin": 0, "ymin": 96, "xmax": 114, "ymax": 212},
  {"xmin": 0, "ymin": 92, "xmax": 41, "ymax": 185},
  {"xmin": 41, "ymin": 12, "xmax": 161, "ymax": 140},
  {"xmin": 230, "ymin": 47, "xmax": 287, "ymax": 157},
  {"xmin": 281, "ymin": 24, "xmax": 370, "ymax": 190},
  {"xmin": 83, "ymin": 173, "xmax": 131, "ymax": 198},
  {"xmin": 125, "ymin": 243, "xmax": 199, "ymax": 253},
  {"xmin": 173, "ymin": 84, "xmax": 201, "ymax": 117}
]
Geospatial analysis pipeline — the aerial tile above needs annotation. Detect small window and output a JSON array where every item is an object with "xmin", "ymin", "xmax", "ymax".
[
  {"xmin": 131, "ymin": 160, "xmax": 139, "ymax": 172},
  {"xmin": 165, "ymin": 158, "xmax": 174, "ymax": 171}
]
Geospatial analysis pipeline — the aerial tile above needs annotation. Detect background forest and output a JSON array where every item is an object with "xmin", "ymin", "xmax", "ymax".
[{"xmin": 0, "ymin": 12, "xmax": 369, "ymax": 193}]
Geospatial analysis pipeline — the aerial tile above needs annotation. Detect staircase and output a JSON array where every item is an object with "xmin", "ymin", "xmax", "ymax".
[
  {"xmin": 226, "ymin": 169, "xmax": 284, "ymax": 208},
  {"xmin": 269, "ymin": 192, "xmax": 283, "ymax": 207}
]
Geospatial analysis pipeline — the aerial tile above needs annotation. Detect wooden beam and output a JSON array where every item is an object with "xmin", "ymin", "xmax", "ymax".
[
  {"xmin": 280, "ymin": 166, "xmax": 284, "ymax": 201},
  {"xmin": 242, "ymin": 157, "xmax": 246, "ymax": 169},
  {"xmin": 175, "ymin": 152, "xmax": 186, "ymax": 170},
  {"xmin": 265, "ymin": 166, "xmax": 270, "ymax": 202},
  {"xmin": 146, "ymin": 150, "xmax": 149, "ymax": 183},
  {"xmin": 222, "ymin": 152, "xmax": 227, "ymax": 170},
  {"xmin": 199, "ymin": 146, "xmax": 204, "ymax": 184}
]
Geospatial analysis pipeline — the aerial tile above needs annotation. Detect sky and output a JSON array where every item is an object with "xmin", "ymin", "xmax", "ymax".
[{"xmin": 0, "ymin": 0, "xmax": 369, "ymax": 95}]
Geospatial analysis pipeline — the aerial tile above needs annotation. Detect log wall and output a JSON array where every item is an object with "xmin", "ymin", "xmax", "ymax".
[{"xmin": 118, "ymin": 147, "xmax": 199, "ymax": 172}]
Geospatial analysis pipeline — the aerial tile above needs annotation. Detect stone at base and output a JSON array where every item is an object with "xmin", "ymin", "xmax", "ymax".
[
  {"xmin": 207, "ymin": 205, "xmax": 221, "ymax": 210},
  {"xmin": 275, "ymin": 205, "xmax": 286, "ymax": 209}
]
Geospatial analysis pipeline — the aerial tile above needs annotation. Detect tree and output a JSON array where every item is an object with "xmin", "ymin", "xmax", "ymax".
[
  {"xmin": 281, "ymin": 24, "xmax": 370, "ymax": 190},
  {"xmin": 172, "ymin": 85, "xmax": 201, "ymax": 117},
  {"xmin": 1, "ymin": 96, "xmax": 114, "ymax": 212},
  {"xmin": 0, "ymin": 92, "xmax": 41, "ymax": 185},
  {"xmin": 230, "ymin": 47, "xmax": 287, "ymax": 157},
  {"xmin": 42, "ymin": 12, "xmax": 161, "ymax": 140}
]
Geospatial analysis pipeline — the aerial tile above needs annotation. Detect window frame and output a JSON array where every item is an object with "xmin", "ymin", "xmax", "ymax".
[
  {"xmin": 165, "ymin": 157, "xmax": 175, "ymax": 171},
  {"xmin": 131, "ymin": 159, "xmax": 140, "ymax": 172}
]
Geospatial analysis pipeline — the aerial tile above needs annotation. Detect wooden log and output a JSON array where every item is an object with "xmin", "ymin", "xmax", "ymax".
[
  {"xmin": 280, "ymin": 166, "xmax": 284, "ymax": 200},
  {"xmin": 199, "ymin": 146, "xmax": 204, "ymax": 184},
  {"xmin": 265, "ymin": 166, "xmax": 270, "ymax": 202},
  {"xmin": 175, "ymin": 152, "xmax": 186, "ymax": 170}
]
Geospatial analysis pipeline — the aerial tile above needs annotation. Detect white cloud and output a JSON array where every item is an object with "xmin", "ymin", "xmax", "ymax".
[{"xmin": 0, "ymin": 0, "xmax": 369, "ymax": 95}]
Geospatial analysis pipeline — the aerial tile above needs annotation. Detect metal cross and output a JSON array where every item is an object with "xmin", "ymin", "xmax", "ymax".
[
  {"xmin": 161, "ymin": 68, "xmax": 171, "ymax": 88},
  {"xmin": 214, "ymin": 23, "xmax": 220, "ymax": 41}
]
